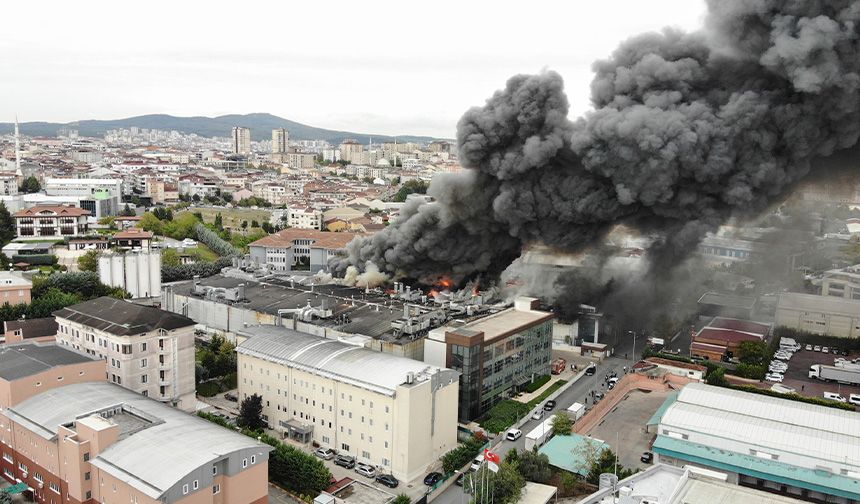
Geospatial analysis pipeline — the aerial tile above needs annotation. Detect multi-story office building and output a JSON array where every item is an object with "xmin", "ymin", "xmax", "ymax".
[
  {"xmin": 53, "ymin": 297, "xmax": 197, "ymax": 410},
  {"xmin": 232, "ymin": 127, "xmax": 252, "ymax": 155},
  {"xmin": 45, "ymin": 178, "xmax": 122, "ymax": 216},
  {"xmin": 14, "ymin": 205, "xmax": 91, "ymax": 239},
  {"xmin": 652, "ymin": 382, "xmax": 860, "ymax": 503},
  {"xmin": 236, "ymin": 325, "xmax": 459, "ymax": 483},
  {"xmin": 0, "ymin": 376, "xmax": 270, "ymax": 504},
  {"xmin": 272, "ymin": 128, "xmax": 289, "ymax": 154},
  {"xmin": 820, "ymin": 264, "xmax": 860, "ymax": 300},
  {"xmin": 425, "ymin": 297, "xmax": 554, "ymax": 422}
]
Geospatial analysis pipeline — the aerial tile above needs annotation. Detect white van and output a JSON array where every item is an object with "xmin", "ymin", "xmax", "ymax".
[{"xmin": 823, "ymin": 392, "xmax": 847, "ymax": 403}]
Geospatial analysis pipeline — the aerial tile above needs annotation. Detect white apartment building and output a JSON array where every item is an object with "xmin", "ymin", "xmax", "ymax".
[
  {"xmin": 820, "ymin": 264, "xmax": 860, "ymax": 300},
  {"xmin": 232, "ymin": 127, "xmax": 252, "ymax": 155},
  {"xmin": 286, "ymin": 207, "xmax": 322, "ymax": 230},
  {"xmin": 251, "ymin": 183, "xmax": 292, "ymax": 206},
  {"xmin": 236, "ymin": 325, "xmax": 460, "ymax": 483},
  {"xmin": 53, "ymin": 297, "xmax": 198, "ymax": 411},
  {"xmin": 272, "ymin": 128, "xmax": 289, "ymax": 154},
  {"xmin": 45, "ymin": 178, "xmax": 122, "ymax": 215},
  {"xmin": 0, "ymin": 174, "xmax": 18, "ymax": 196}
]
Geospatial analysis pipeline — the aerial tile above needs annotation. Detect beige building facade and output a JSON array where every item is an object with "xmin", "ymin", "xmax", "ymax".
[
  {"xmin": 53, "ymin": 297, "xmax": 198, "ymax": 411},
  {"xmin": 236, "ymin": 325, "xmax": 459, "ymax": 483}
]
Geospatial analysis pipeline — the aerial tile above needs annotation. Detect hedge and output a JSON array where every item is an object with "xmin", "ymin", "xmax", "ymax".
[
  {"xmin": 441, "ymin": 434, "xmax": 488, "ymax": 474},
  {"xmin": 479, "ymin": 400, "xmax": 531, "ymax": 433},
  {"xmin": 12, "ymin": 254, "xmax": 57, "ymax": 266},
  {"xmin": 730, "ymin": 384, "xmax": 855, "ymax": 411},
  {"xmin": 197, "ymin": 381, "xmax": 221, "ymax": 397},
  {"xmin": 527, "ymin": 380, "xmax": 567, "ymax": 409},
  {"xmin": 523, "ymin": 375, "xmax": 551, "ymax": 393}
]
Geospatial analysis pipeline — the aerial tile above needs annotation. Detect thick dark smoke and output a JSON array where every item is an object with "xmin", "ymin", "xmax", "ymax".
[{"xmin": 333, "ymin": 0, "xmax": 860, "ymax": 289}]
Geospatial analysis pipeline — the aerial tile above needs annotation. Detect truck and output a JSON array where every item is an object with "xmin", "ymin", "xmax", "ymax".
[
  {"xmin": 566, "ymin": 402, "xmax": 586, "ymax": 421},
  {"xmin": 524, "ymin": 416, "xmax": 556, "ymax": 452},
  {"xmin": 809, "ymin": 364, "xmax": 860, "ymax": 385},
  {"xmin": 551, "ymin": 358, "xmax": 567, "ymax": 375}
]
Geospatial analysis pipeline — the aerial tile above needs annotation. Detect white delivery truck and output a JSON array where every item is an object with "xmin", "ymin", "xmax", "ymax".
[
  {"xmin": 809, "ymin": 364, "xmax": 860, "ymax": 386},
  {"xmin": 524, "ymin": 416, "xmax": 557, "ymax": 452},
  {"xmin": 567, "ymin": 402, "xmax": 586, "ymax": 421}
]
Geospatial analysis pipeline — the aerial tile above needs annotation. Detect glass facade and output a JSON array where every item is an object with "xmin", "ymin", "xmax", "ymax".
[{"xmin": 450, "ymin": 320, "xmax": 553, "ymax": 423}]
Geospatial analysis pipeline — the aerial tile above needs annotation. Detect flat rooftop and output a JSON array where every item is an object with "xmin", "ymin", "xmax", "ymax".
[
  {"xmin": 0, "ymin": 343, "xmax": 97, "ymax": 381},
  {"xmin": 697, "ymin": 291, "xmax": 757, "ymax": 310},
  {"xmin": 454, "ymin": 305, "xmax": 553, "ymax": 342},
  {"xmin": 777, "ymin": 292, "xmax": 860, "ymax": 317}
]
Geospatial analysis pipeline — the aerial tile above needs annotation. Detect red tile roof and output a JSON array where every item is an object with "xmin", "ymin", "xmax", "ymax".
[
  {"xmin": 14, "ymin": 206, "xmax": 90, "ymax": 217},
  {"xmin": 249, "ymin": 228, "xmax": 358, "ymax": 250},
  {"xmin": 114, "ymin": 228, "xmax": 153, "ymax": 240},
  {"xmin": 694, "ymin": 328, "xmax": 762, "ymax": 344}
]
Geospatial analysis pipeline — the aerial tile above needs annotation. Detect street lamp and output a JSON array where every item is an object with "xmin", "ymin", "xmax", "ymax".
[{"xmin": 628, "ymin": 330, "xmax": 636, "ymax": 362}]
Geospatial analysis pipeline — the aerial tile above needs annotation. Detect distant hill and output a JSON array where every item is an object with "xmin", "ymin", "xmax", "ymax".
[{"xmin": 0, "ymin": 113, "xmax": 442, "ymax": 144}]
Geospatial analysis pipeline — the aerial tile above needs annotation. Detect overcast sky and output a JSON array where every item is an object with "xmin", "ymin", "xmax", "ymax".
[{"xmin": 2, "ymin": 1, "xmax": 706, "ymax": 138}]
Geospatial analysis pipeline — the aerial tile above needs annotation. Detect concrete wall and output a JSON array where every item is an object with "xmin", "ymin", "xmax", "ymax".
[{"xmin": 0, "ymin": 359, "xmax": 106, "ymax": 409}]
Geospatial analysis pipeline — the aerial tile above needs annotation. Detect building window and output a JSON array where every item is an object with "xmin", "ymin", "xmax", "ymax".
[
  {"xmin": 213, "ymin": 484, "xmax": 220, "ymax": 494},
  {"xmin": 182, "ymin": 484, "xmax": 189, "ymax": 495},
  {"xmin": 49, "ymin": 482, "xmax": 60, "ymax": 494},
  {"xmin": 362, "ymin": 450, "xmax": 370, "ymax": 459},
  {"xmin": 85, "ymin": 472, "xmax": 91, "ymax": 480},
  {"xmin": 83, "ymin": 452, "xmax": 90, "ymax": 461},
  {"xmin": 192, "ymin": 480, "xmax": 199, "ymax": 490},
  {"xmin": 141, "ymin": 358, "xmax": 147, "ymax": 368},
  {"xmin": 212, "ymin": 466, "xmax": 217, "ymax": 475},
  {"xmin": 242, "ymin": 459, "xmax": 248, "ymax": 468},
  {"xmin": 251, "ymin": 455, "xmax": 256, "ymax": 464},
  {"xmin": 141, "ymin": 374, "xmax": 148, "ymax": 384},
  {"xmin": 342, "ymin": 443, "xmax": 350, "ymax": 452},
  {"xmin": 140, "ymin": 342, "xmax": 147, "ymax": 352}
]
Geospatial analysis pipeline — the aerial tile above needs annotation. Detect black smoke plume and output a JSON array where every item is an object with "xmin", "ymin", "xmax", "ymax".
[{"xmin": 332, "ymin": 0, "xmax": 860, "ymax": 288}]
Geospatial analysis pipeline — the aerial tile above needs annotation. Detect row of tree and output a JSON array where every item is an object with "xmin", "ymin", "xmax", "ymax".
[{"xmin": 0, "ymin": 272, "xmax": 129, "ymax": 322}]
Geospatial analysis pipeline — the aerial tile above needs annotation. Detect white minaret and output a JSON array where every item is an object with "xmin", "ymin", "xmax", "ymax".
[{"xmin": 14, "ymin": 116, "xmax": 22, "ymax": 176}]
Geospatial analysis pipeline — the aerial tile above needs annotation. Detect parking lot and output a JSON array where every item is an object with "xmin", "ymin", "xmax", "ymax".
[
  {"xmin": 772, "ymin": 347, "xmax": 860, "ymax": 405},
  {"xmin": 586, "ymin": 388, "xmax": 671, "ymax": 470}
]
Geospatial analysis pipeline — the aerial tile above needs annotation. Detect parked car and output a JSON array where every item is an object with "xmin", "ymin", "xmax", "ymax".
[
  {"xmin": 594, "ymin": 392, "xmax": 604, "ymax": 403},
  {"xmin": 640, "ymin": 451, "xmax": 654, "ymax": 463},
  {"xmin": 608, "ymin": 377, "xmax": 619, "ymax": 386},
  {"xmin": 822, "ymin": 347, "xmax": 830, "ymax": 354},
  {"xmin": 832, "ymin": 348, "xmax": 840, "ymax": 356},
  {"xmin": 470, "ymin": 454, "xmax": 484, "ymax": 472},
  {"xmin": 377, "ymin": 474, "xmax": 399, "ymax": 488},
  {"xmin": 223, "ymin": 392, "xmax": 238, "ymax": 402},
  {"xmin": 765, "ymin": 373, "xmax": 784, "ymax": 383},
  {"xmin": 823, "ymin": 392, "xmax": 847, "ymax": 403},
  {"xmin": 334, "ymin": 454, "xmax": 356, "ymax": 469},
  {"xmin": 849, "ymin": 394, "xmax": 860, "ymax": 406},
  {"xmin": 531, "ymin": 409, "xmax": 544, "ymax": 420},
  {"xmin": 814, "ymin": 345, "xmax": 822, "ymax": 352},
  {"xmin": 314, "ymin": 447, "xmax": 336, "ymax": 460},
  {"xmin": 841, "ymin": 349, "xmax": 850, "ymax": 356},
  {"xmin": 506, "ymin": 428, "xmax": 522, "ymax": 441},
  {"xmin": 805, "ymin": 344, "xmax": 813, "ymax": 351},
  {"xmin": 585, "ymin": 364, "xmax": 597, "ymax": 376},
  {"xmin": 543, "ymin": 400, "xmax": 557, "ymax": 411},
  {"xmin": 423, "ymin": 472, "xmax": 443, "ymax": 486},
  {"xmin": 355, "ymin": 462, "xmax": 377, "ymax": 478}
]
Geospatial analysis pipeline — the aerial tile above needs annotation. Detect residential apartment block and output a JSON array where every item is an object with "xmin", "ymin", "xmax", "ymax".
[
  {"xmin": 0, "ymin": 271, "xmax": 32, "ymax": 306},
  {"xmin": 425, "ymin": 297, "xmax": 554, "ymax": 422},
  {"xmin": 14, "ymin": 205, "xmax": 90, "ymax": 239},
  {"xmin": 248, "ymin": 228, "xmax": 356, "ymax": 273},
  {"xmin": 236, "ymin": 325, "xmax": 460, "ymax": 482},
  {"xmin": 0, "ymin": 378, "xmax": 270, "ymax": 504},
  {"xmin": 286, "ymin": 207, "xmax": 323, "ymax": 230},
  {"xmin": 232, "ymin": 127, "xmax": 252, "ymax": 155},
  {"xmin": 53, "ymin": 297, "xmax": 197, "ymax": 410}
]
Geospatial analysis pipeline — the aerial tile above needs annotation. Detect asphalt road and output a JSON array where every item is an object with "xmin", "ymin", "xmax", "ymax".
[{"xmin": 432, "ymin": 349, "xmax": 636, "ymax": 504}]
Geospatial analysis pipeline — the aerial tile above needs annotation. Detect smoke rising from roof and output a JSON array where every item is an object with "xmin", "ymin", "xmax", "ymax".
[{"xmin": 332, "ymin": 0, "xmax": 860, "ymax": 288}]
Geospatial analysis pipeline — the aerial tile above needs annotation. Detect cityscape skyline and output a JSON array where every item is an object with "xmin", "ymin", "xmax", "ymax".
[{"xmin": 1, "ymin": 0, "xmax": 704, "ymax": 138}]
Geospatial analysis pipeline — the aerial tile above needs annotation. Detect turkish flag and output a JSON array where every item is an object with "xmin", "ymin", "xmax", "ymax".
[{"xmin": 484, "ymin": 449, "xmax": 501, "ymax": 464}]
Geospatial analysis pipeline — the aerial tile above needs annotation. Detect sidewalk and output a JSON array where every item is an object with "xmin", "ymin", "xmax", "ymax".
[{"xmin": 513, "ymin": 369, "xmax": 575, "ymax": 404}]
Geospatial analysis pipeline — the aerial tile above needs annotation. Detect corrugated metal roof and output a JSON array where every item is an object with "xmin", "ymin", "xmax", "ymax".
[
  {"xmin": 661, "ymin": 383, "xmax": 860, "ymax": 466},
  {"xmin": 237, "ymin": 325, "xmax": 451, "ymax": 396},
  {"xmin": 5, "ymin": 382, "xmax": 268, "ymax": 499}
]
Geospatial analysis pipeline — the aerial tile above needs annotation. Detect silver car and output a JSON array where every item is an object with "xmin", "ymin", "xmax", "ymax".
[{"xmin": 355, "ymin": 462, "xmax": 377, "ymax": 478}]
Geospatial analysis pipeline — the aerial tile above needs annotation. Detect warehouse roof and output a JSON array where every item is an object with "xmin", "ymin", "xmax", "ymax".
[
  {"xmin": 53, "ymin": 297, "xmax": 195, "ymax": 336},
  {"xmin": 660, "ymin": 383, "xmax": 860, "ymax": 466},
  {"xmin": 697, "ymin": 292, "xmax": 756, "ymax": 310},
  {"xmin": 706, "ymin": 317, "xmax": 771, "ymax": 337},
  {"xmin": 0, "ymin": 343, "xmax": 97, "ymax": 380},
  {"xmin": 4, "ymin": 381, "xmax": 268, "ymax": 499},
  {"xmin": 777, "ymin": 292, "xmax": 860, "ymax": 317},
  {"xmin": 694, "ymin": 328, "xmax": 763, "ymax": 343},
  {"xmin": 237, "ymin": 325, "xmax": 455, "ymax": 396}
]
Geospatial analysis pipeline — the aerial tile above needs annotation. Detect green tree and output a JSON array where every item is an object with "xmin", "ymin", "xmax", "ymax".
[
  {"xmin": 585, "ymin": 449, "xmax": 635, "ymax": 485},
  {"xmin": 705, "ymin": 366, "xmax": 728, "ymax": 386},
  {"xmin": 393, "ymin": 179, "xmax": 429, "ymax": 202},
  {"xmin": 241, "ymin": 220, "xmax": 248, "ymax": 230},
  {"xmin": 0, "ymin": 489, "xmax": 13, "ymax": 504},
  {"xmin": 551, "ymin": 413, "xmax": 572, "ymax": 436},
  {"xmin": 27, "ymin": 288, "xmax": 81, "ymax": 318},
  {"xmin": 151, "ymin": 206, "xmax": 173, "ymax": 221},
  {"xmin": 471, "ymin": 462, "xmax": 525, "ymax": 504},
  {"xmin": 20, "ymin": 175, "xmax": 41, "ymax": 193},
  {"xmin": 261, "ymin": 221, "xmax": 275, "ymax": 234},
  {"xmin": 162, "ymin": 248, "xmax": 181, "ymax": 267},
  {"xmin": 504, "ymin": 448, "xmax": 519, "ymax": 464},
  {"xmin": 250, "ymin": 219, "xmax": 259, "ymax": 228},
  {"xmin": 119, "ymin": 203, "xmax": 136, "ymax": 216},
  {"xmin": 738, "ymin": 340, "xmax": 768, "ymax": 365},
  {"xmin": 0, "ymin": 253, "xmax": 9, "ymax": 270},
  {"xmin": 391, "ymin": 496, "xmax": 411, "ymax": 504},
  {"xmin": 238, "ymin": 393, "xmax": 266, "ymax": 431},
  {"xmin": 139, "ymin": 212, "xmax": 164, "ymax": 235},
  {"xmin": 78, "ymin": 250, "xmax": 100, "ymax": 272},
  {"xmin": 517, "ymin": 450, "xmax": 552, "ymax": 483},
  {"xmin": 214, "ymin": 213, "xmax": 223, "ymax": 229},
  {"xmin": 0, "ymin": 203, "xmax": 14, "ymax": 246}
]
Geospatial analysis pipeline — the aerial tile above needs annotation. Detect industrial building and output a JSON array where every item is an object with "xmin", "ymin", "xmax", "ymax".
[
  {"xmin": 248, "ymin": 228, "xmax": 357, "ymax": 273},
  {"xmin": 690, "ymin": 317, "xmax": 771, "ymax": 362},
  {"xmin": 236, "ymin": 325, "xmax": 459, "ymax": 483},
  {"xmin": 53, "ymin": 297, "xmax": 197, "ymax": 411},
  {"xmin": 0, "ymin": 380, "xmax": 270, "ymax": 504},
  {"xmin": 424, "ymin": 297, "xmax": 554, "ymax": 422},
  {"xmin": 696, "ymin": 291, "xmax": 758, "ymax": 320},
  {"xmin": 819, "ymin": 264, "xmax": 860, "ymax": 300},
  {"xmin": 162, "ymin": 273, "xmax": 498, "ymax": 360},
  {"xmin": 98, "ymin": 249, "xmax": 162, "ymax": 299},
  {"xmin": 651, "ymin": 382, "xmax": 860, "ymax": 503},
  {"xmin": 775, "ymin": 292, "xmax": 860, "ymax": 338}
]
